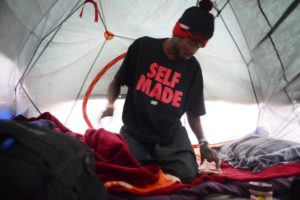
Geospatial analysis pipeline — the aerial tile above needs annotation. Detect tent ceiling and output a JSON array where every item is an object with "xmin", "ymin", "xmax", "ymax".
[{"xmin": 0, "ymin": 0, "xmax": 299, "ymax": 142}]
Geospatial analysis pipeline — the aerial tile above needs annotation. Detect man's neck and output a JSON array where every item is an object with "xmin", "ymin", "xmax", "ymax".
[{"xmin": 163, "ymin": 38, "xmax": 178, "ymax": 61}]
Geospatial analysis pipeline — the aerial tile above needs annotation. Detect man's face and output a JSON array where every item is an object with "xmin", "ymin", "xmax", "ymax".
[{"xmin": 174, "ymin": 37, "xmax": 202, "ymax": 60}]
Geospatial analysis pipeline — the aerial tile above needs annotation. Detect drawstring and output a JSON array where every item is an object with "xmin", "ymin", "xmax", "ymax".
[{"xmin": 79, "ymin": 0, "xmax": 99, "ymax": 22}]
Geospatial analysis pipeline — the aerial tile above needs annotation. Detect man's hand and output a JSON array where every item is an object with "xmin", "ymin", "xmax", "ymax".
[
  {"xmin": 200, "ymin": 145, "xmax": 220, "ymax": 169},
  {"xmin": 100, "ymin": 105, "xmax": 114, "ymax": 119}
]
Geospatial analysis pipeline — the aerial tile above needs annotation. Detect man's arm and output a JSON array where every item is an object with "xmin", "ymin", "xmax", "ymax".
[
  {"xmin": 101, "ymin": 79, "xmax": 121, "ymax": 118},
  {"xmin": 186, "ymin": 112, "xmax": 220, "ymax": 168},
  {"xmin": 186, "ymin": 111, "xmax": 205, "ymax": 142}
]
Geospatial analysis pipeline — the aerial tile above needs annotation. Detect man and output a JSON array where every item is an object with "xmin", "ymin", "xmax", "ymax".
[{"xmin": 101, "ymin": 2, "xmax": 219, "ymax": 183}]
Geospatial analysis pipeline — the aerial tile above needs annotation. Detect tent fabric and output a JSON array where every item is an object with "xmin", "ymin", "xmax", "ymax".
[{"xmin": 0, "ymin": 0, "xmax": 299, "ymax": 143}]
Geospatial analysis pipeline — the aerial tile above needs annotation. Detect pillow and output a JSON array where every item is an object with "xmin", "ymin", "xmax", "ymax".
[{"xmin": 219, "ymin": 128, "xmax": 300, "ymax": 173}]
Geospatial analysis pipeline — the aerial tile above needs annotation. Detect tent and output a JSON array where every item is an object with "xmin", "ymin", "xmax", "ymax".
[
  {"xmin": 1, "ymin": 0, "xmax": 299, "ymax": 144},
  {"xmin": 1, "ymin": 0, "xmax": 300, "ymax": 199}
]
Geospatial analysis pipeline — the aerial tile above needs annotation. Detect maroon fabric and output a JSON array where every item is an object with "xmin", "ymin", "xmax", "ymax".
[
  {"xmin": 26, "ymin": 112, "xmax": 84, "ymax": 141},
  {"xmin": 27, "ymin": 112, "xmax": 160, "ymax": 186},
  {"xmin": 27, "ymin": 112, "xmax": 73, "ymax": 133},
  {"xmin": 218, "ymin": 161, "xmax": 300, "ymax": 181},
  {"xmin": 83, "ymin": 128, "xmax": 160, "ymax": 186}
]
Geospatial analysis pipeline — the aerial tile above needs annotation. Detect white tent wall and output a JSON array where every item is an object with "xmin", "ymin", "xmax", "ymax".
[
  {"xmin": 230, "ymin": 0, "xmax": 300, "ymax": 142},
  {"xmin": 0, "ymin": 0, "xmax": 82, "ymax": 113},
  {"xmin": 0, "ymin": 0, "xmax": 299, "ymax": 143}
]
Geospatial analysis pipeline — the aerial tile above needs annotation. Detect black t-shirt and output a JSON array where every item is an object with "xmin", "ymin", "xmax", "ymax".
[{"xmin": 115, "ymin": 36, "xmax": 205, "ymax": 144}]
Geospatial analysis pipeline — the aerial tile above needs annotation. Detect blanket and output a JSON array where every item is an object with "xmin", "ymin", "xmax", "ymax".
[{"xmin": 20, "ymin": 112, "xmax": 300, "ymax": 196}]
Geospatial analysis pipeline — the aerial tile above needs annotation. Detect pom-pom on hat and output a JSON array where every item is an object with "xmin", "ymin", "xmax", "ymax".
[{"xmin": 173, "ymin": 0, "xmax": 215, "ymax": 47}]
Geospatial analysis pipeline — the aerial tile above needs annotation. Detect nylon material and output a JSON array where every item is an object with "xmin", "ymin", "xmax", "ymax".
[
  {"xmin": 6, "ymin": 0, "xmax": 48, "ymax": 31},
  {"xmin": 22, "ymin": 33, "xmax": 127, "ymax": 105},
  {"xmin": 271, "ymin": 5, "xmax": 300, "ymax": 75},
  {"xmin": 251, "ymin": 51, "xmax": 296, "ymax": 103},
  {"xmin": 286, "ymin": 77, "xmax": 300, "ymax": 101},
  {"xmin": 22, "ymin": 39, "xmax": 115, "ymax": 105},
  {"xmin": 250, "ymin": 73, "xmax": 285, "ymax": 104},
  {"xmin": 207, "ymin": 18, "xmax": 247, "ymax": 61},
  {"xmin": 252, "ymin": 40, "xmax": 284, "ymax": 80},
  {"xmin": 251, "ymin": 37, "xmax": 295, "ymax": 103},
  {"xmin": 22, "ymin": 31, "xmax": 58, "ymax": 73},
  {"xmin": 0, "ymin": 2, "xmax": 41, "ymax": 109},
  {"xmin": 27, "ymin": 38, "xmax": 103, "ymax": 77},
  {"xmin": 57, "ymin": 22, "xmax": 103, "ymax": 43},
  {"xmin": 90, "ymin": 39, "xmax": 132, "ymax": 95},
  {"xmin": 100, "ymin": 0, "xmax": 193, "ymax": 39},
  {"xmin": 284, "ymin": 52, "xmax": 300, "ymax": 83},
  {"xmin": 24, "ymin": 46, "xmax": 101, "ymax": 103},
  {"xmin": 22, "ymin": 56, "xmax": 103, "ymax": 112},
  {"xmin": 296, "ymin": 102, "xmax": 300, "ymax": 123},
  {"xmin": 257, "ymin": 102, "xmax": 297, "ymax": 141},
  {"xmin": 215, "ymin": 0, "xmax": 229, "ymax": 10},
  {"xmin": 23, "ymin": 27, "xmax": 103, "ymax": 79},
  {"xmin": 259, "ymin": 104, "xmax": 292, "ymax": 131},
  {"xmin": 41, "ymin": 23, "xmax": 103, "ymax": 45},
  {"xmin": 259, "ymin": 79, "xmax": 287, "ymax": 103},
  {"xmin": 258, "ymin": 0, "xmax": 294, "ymax": 26},
  {"xmin": 23, "ymin": 5, "xmax": 106, "ymax": 77},
  {"xmin": 218, "ymin": 4, "xmax": 252, "ymax": 63},
  {"xmin": 17, "ymin": 35, "xmax": 44, "ymax": 79},
  {"xmin": 0, "ymin": 54, "xmax": 15, "ymax": 107},
  {"xmin": 2, "ymin": 0, "xmax": 81, "ymax": 83},
  {"xmin": 24, "ymin": 44, "xmax": 122, "ymax": 115},
  {"xmin": 193, "ymin": 8, "xmax": 255, "ymax": 103},
  {"xmin": 259, "ymin": 105, "xmax": 300, "ymax": 143},
  {"xmin": 273, "ymin": 125, "xmax": 300, "ymax": 143},
  {"xmin": 15, "ymin": 86, "xmax": 40, "ymax": 116},
  {"xmin": 201, "ymin": 56, "xmax": 255, "ymax": 103},
  {"xmin": 230, "ymin": 0, "xmax": 271, "ymax": 50},
  {"xmin": 248, "ymin": 62, "xmax": 264, "ymax": 103},
  {"xmin": 32, "ymin": 2, "xmax": 86, "ymax": 39},
  {"xmin": 0, "ymin": 1, "xmax": 30, "ymax": 60},
  {"xmin": 6, "ymin": 0, "xmax": 79, "ymax": 38},
  {"xmin": 0, "ymin": 0, "xmax": 299, "ymax": 142},
  {"xmin": 56, "ymin": 39, "xmax": 129, "ymax": 98}
]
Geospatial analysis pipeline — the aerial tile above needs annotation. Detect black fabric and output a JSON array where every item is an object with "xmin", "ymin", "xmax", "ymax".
[
  {"xmin": 120, "ymin": 125, "xmax": 198, "ymax": 183},
  {"xmin": 290, "ymin": 176, "xmax": 300, "ymax": 200},
  {"xmin": 115, "ymin": 36, "xmax": 205, "ymax": 143},
  {"xmin": 0, "ymin": 120, "xmax": 107, "ymax": 200},
  {"xmin": 178, "ymin": 6, "xmax": 214, "ymax": 39}
]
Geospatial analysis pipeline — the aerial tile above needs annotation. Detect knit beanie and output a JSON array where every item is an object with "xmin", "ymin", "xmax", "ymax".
[{"xmin": 173, "ymin": 0, "xmax": 215, "ymax": 47}]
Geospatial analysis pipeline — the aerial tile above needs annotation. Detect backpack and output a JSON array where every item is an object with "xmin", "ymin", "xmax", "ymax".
[
  {"xmin": 290, "ymin": 176, "xmax": 300, "ymax": 200},
  {"xmin": 0, "ymin": 120, "xmax": 107, "ymax": 200}
]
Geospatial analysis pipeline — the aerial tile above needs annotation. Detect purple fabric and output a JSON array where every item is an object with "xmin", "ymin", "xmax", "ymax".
[
  {"xmin": 108, "ymin": 181, "xmax": 247, "ymax": 200},
  {"xmin": 108, "ymin": 177, "xmax": 294, "ymax": 200}
]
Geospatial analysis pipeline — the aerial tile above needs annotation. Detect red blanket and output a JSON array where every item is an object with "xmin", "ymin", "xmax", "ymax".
[
  {"xmin": 84, "ymin": 128, "xmax": 160, "ymax": 186},
  {"xmin": 26, "ymin": 113, "xmax": 161, "ymax": 187},
  {"xmin": 27, "ymin": 112, "xmax": 300, "ymax": 196}
]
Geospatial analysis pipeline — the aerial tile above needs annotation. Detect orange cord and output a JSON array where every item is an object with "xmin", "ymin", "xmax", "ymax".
[{"xmin": 82, "ymin": 52, "xmax": 127, "ymax": 128}]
